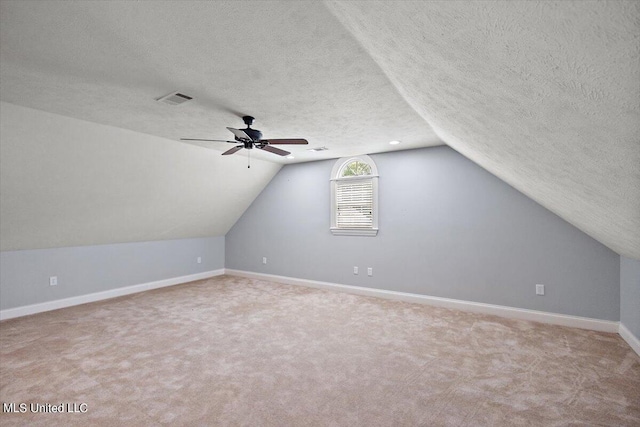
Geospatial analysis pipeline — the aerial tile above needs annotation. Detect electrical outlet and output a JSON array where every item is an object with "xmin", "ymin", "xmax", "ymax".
[
  {"xmin": 536, "ymin": 284, "xmax": 545, "ymax": 296},
  {"xmin": 367, "ymin": 267, "xmax": 373, "ymax": 277},
  {"xmin": 262, "ymin": 257, "xmax": 267, "ymax": 265},
  {"xmin": 197, "ymin": 257, "xmax": 202, "ymax": 264},
  {"xmin": 353, "ymin": 266, "xmax": 358, "ymax": 275},
  {"xmin": 49, "ymin": 276, "xmax": 58, "ymax": 286}
]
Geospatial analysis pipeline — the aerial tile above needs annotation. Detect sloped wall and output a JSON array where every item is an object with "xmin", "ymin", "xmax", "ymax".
[
  {"xmin": 226, "ymin": 147, "xmax": 620, "ymax": 320},
  {"xmin": 0, "ymin": 102, "xmax": 281, "ymax": 251}
]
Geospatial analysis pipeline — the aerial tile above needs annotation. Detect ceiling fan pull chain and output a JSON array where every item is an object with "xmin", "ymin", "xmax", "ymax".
[{"xmin": 248, "ymin": 150, "xmax": 251, "ymax": 169}]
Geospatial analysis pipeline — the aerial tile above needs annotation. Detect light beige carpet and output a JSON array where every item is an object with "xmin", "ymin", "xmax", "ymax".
[{"xmin": 1, "ymin": 275, "xmax": 639, "ymax": 426}]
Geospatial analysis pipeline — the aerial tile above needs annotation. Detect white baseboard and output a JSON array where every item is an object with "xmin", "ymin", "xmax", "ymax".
[
  {"xmin": 619, "ymin": 323, "xmax": 640, "ymax": 356},
  {"xmin": 0, "ymin": 269, "xmax": 225, "ymax": 321},
  {"xmin": 5, "ymin": 268, "xmax": 635, "ymax": 356},
  {"xmin": 225, "ymin": 269, "xmax": 620, "ymax": 334}
]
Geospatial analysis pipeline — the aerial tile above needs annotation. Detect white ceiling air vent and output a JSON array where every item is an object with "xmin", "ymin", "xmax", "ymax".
[
  {"xmin": 308, "ymin": 146, "xmax": 329, "ymax": 152},
  {"xmin": 156, "ymin": 91, "xmax": 193, "ymax": 106}
]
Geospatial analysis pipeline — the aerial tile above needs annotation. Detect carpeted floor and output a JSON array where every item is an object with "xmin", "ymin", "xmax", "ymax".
[{"xmin": 1, "ymin": 275, "xmax": 639, "ymax": 426}]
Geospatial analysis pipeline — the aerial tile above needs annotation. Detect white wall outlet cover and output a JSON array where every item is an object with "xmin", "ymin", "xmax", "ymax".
[
  {"xmin": 197, "ymin": 257, "xmax": 202, "ymax": 264},
  {"xmin": 262, "ymin": 257, "xmax": 267, "ymax": 264},
  {"xmin": 353, "ymin": 266, "xmax": 359, "ymax": 274},
  {"xmin": 536, "ymin": 284, "xmax": 545, "ymax": 295},
  {"xmin": 49, "ymin": 276, "xmax": 58, "ymax": 286},
  {"xmin": 367, "ymin": 267, "xmax": 373, "ymax": 276}
]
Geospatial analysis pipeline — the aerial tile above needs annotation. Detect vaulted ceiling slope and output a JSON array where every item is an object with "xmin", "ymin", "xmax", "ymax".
[
  {"xmin": 0, "ymin": 102, "xmax": 281, "ymax": 251},
  {"xmin": 327, "ymin": 0, "xmax": 640, "ymax": 260}
]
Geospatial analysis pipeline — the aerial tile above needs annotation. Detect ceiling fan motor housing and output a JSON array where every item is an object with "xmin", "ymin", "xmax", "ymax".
[{"xmin": 241, "ymin": 128, "xmax": 262, "ymax": 141}]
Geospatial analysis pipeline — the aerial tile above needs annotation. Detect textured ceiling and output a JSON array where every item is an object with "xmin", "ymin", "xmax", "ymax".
[
  {"xmin": 326, "ymin": 0, "xmax": 640, "ymax": 260},
  {"xmin": 0, "ymin": 1, "xmax": 639, "ymax": 260},
  {"xmin": 0, "ymin": 0, "xmax": 440, "ymax": 164}
]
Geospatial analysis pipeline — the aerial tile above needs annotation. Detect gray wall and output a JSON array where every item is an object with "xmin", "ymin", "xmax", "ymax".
[
  {"xmin": 620, "ymin": 256, "xmax": 640, "ymax": 338},
  {"xmin": 226, "ymin": 146, "xmax": 620, "ymax": 320},
  {"xmin": 0, "ymin": 236, "xmax": 224, "ymax": 310}
]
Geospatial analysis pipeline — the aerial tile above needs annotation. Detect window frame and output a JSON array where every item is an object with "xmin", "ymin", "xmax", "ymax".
[{"xmin": 330, "ymin": 155, "xmax": 379, "ymax": 236}]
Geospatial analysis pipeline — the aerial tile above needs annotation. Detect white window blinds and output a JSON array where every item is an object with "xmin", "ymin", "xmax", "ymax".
[
  {"xmin": 330, "ymin": 155, "xmax": 378, "ymax": 236},
  {"xmin": 335, "ymin": 179, "xmax": 373, "ymax": 229}
]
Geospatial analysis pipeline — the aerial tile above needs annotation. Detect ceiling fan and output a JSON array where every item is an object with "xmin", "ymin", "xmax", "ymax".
[{"xmin": 181, "ymin": 116, "xmax": 308, "ymax": 159}]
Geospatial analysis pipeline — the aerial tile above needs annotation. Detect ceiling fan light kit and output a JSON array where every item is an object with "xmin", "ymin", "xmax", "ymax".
[{"xmin": 180, "ymin": 115, "xmax": 308, "ymax": 167}]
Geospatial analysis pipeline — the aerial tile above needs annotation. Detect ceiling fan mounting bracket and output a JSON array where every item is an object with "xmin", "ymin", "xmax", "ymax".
[{"xmin": 242, "ymin": 116, "xmax": 255, "ymax": 127}]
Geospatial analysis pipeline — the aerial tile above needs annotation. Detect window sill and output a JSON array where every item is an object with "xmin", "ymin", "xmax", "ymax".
[{"xmin": 330, "ymin": 228, "xmax": 378, "ymax": 237}]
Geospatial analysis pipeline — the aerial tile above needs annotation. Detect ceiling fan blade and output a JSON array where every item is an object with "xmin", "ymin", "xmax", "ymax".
[
  {"xmin": 259, "ymin": 145, "xmax": 290, "ymax": 156},
  {"xmin": 226, "ymin": 127, "xmax": 252, "ymax": 140},
  {"xmin": 222, "ymin": 146, "xmax": 243, "ymax": 156},
  {"xmin": 262, "ymin": 138, "xmax": 309, "ymax": 145},
  {"xmin": 180, "ymin": 138, "xmax": 237, "ymax": 143}
]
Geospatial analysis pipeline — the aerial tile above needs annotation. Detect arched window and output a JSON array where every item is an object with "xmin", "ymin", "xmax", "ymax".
[{"xmin": 330, "ymin": 155, "xmax": 379, "ymax": 236}]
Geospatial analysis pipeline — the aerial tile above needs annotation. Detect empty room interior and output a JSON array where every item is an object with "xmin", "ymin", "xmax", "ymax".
[{"xmin": 1, "ymin": 1, "xmax": 639, "ymax": 426}]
